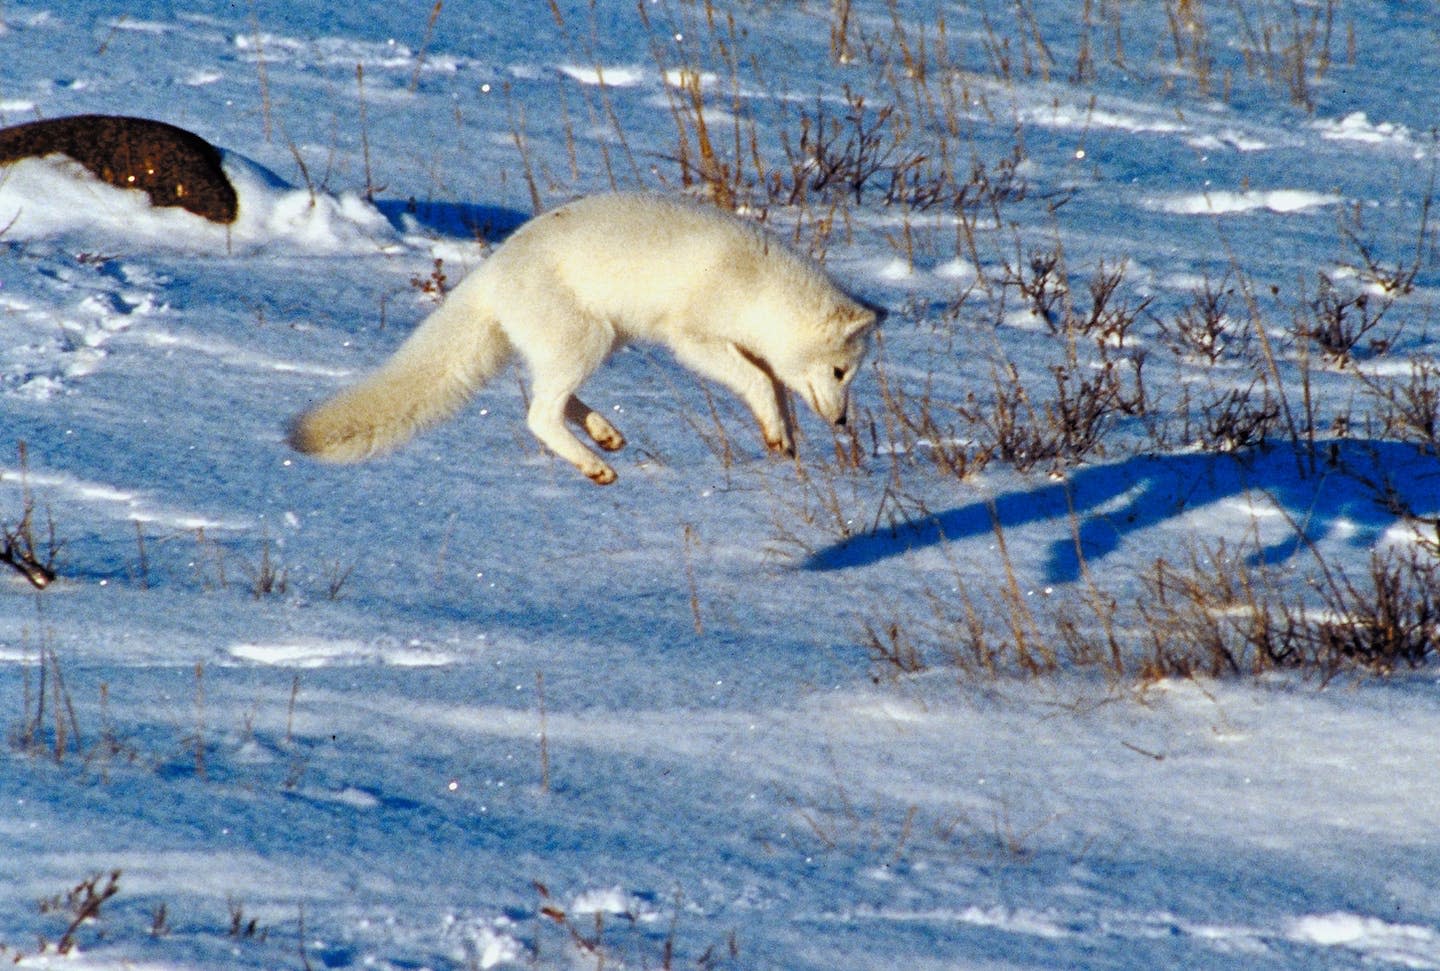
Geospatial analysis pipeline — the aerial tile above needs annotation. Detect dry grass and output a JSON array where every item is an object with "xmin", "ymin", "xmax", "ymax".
[
  {"xmin": 538, "ymin": 2, "xmax": 1440, "ymax": 687},
  {"xmin": 1, "ymin": 442, "xmax": 60, "ymax": 590},
  {"xmin": 39, "ymin": 870, "xmax": 122, "ymax": 955}
]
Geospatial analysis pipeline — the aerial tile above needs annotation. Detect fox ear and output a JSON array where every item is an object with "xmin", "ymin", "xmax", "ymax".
[{"xmin": 840, "ymin": 300, "xmax": 884, "ymax": 337}]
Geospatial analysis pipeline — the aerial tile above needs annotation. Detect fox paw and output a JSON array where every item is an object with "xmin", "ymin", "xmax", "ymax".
[
  {"xmin": 584, "ymin": 415, "xmax": 626, "ymax": 452},
  {"xmin": 585, "ymin": 464, "xmax": 618, "ymax": 485},
  {"xmin": 765, "ymin": 437, "xmax": 796, "ymax": 458}
]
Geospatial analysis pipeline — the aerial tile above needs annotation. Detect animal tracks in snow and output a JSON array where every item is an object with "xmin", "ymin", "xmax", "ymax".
[
  {"xmin": 0, "ymin": 246, "xmax": 350, "ymax": 402},
  {"xmin": 0, "ymin": 251, "xmax": 166, "ymax": 398}
]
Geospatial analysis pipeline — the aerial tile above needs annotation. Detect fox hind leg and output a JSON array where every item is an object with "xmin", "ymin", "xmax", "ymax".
[
  {"xmin": 565, "ymin": 396, "xmax": 626, "ymax": 452},
  {"xmin": 528, "ymin": 389, "xmax": 618, "ymax": 484},
  {"xmin": 521, "ymin": 334, "xmax": 620, "ymax": 484}
]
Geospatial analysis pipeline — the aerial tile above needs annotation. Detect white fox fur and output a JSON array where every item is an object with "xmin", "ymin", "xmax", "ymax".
[{"xmin": 288, "ymin": 192, "xmax": 880, "ymax": 484}]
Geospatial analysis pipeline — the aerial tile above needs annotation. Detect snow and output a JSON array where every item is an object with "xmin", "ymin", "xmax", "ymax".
[
  {"xmin": 1151, "ymin": 189, "xmax": 1341, "ymax": 216},
  {"xmin": 0, "ymin": 153, "xmax": 398, "ymax": 253},
  {"xmin": 2, "ymin": 1, "xmax": 1440, "ymax": 969},
  {"xmin": 1314, "ymin": 112, "xmax": 1415, "ymax": 148}
]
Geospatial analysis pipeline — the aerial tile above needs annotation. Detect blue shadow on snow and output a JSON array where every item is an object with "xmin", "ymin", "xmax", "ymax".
[
  {"xmin": 805, "ymin": 441, "xmax": 1440, "ymax": 584},
  {"xmin": 375, "ymin": 198, "xmax": 528, "ymax": 244}
]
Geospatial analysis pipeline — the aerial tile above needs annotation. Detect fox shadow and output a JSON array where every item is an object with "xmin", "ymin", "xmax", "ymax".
[{"xmin": 805, "ymin": 441, "xmax": 1440, "ymax": 583}]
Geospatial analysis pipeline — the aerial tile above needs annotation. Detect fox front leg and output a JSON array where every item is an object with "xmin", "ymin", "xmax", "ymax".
[{"xmin": 669, "ymin": 337, "xmax": 795, "ymax": 456}]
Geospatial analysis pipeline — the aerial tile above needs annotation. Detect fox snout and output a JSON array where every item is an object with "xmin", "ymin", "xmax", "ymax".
[{"xmin": 806, "ymin": 384, "xmax": 850, "ymax": 427}]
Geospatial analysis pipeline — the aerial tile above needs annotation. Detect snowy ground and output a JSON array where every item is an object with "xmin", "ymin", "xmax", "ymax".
[{"xmin": 3, "ymin": 1, "xmax": 1440, "ymax": 968}]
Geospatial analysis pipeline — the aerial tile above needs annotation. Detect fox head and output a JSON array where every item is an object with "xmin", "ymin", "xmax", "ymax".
[{"xmin": 782, "ymin": 299, "xmax": 882, "ymax": 427}]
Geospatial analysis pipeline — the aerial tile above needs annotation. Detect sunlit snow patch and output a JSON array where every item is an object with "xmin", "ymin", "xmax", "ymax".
[
  {"xmin": 662, "ymin": 67, "xmax": 721, "ymax": 89},
  {"xmin": 133, "ymin": 329, "xmax": 353, "ymax": 378},
  {"xmin": 1019, "ymin": 99, "xmax": 1187, "ymax": 134},
  {"xmin": 1152, "ymin": 189, "xmax": 1339, "ymax": 215},
  {"xmin": 214, "ymin": 152, "xmax": 399, "ymax": 253},
  {"xmin": 935, "ymin": 257, "xmax": 978, "ymax": 282},
  {"xmin": 1314, "ymin": 111, "xmax": 1413, "ymax": 147},
  {"xmin": 1186, "ymin": 130, "xmax": 1271, "ymax": 152},
  {"xmin": 823, "ymin": 902, "xmax": 1072, "ymax": 940},
  {"xmin": 447, "ymin": 917, "xmax": 527, "ymax": 970},
  {"xmin": 298, "ymin": 785, "xmax": 383, "ymax": 810},
  {"xmin": 1287, "ymin": 912, "xmax": 1440, "ymax": 967},
  {"xmin": 229, "ymin": 639, "xmax": 459, "ymax": 667},
  {"xmin": 557, "ymin": 63, "xmax": 646, "ymax": 87},
  {"xmin": 877, "ymin": 258, "xmax": 916, "ymax": 281},
  {"xmin": 0, "ymin": 464, "xmax": 247, "ymax": 530},
  {"xmin": 234, "ymin": 31, "xmax": 469, "ymax": 76},
  {"xmin": 0, "ymin": 151, "xmax": 398, "ymax": 254},
  {"xmin": 570, "ymin": 886, "xmax": 658, "ymax": 921}
]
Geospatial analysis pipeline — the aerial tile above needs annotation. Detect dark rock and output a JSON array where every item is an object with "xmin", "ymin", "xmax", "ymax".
[{"xmin": 0, "ymin": 115, "xmax": 238, "ymax": 223}]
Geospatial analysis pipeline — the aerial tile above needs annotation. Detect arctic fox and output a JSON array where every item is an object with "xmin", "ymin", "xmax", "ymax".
[{"xmin": 287, "ymin": 192, "xmax": 880, "ymax": 484}]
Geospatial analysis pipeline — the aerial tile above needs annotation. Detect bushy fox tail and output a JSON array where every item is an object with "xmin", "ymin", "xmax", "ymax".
[{"xmin": 287, "ymin": 278, "xmax": 510, "ymax": 462}]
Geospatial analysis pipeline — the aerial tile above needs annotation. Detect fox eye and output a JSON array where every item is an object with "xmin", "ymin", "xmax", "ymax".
[{"xmin": 833, "ymin": 366, "xmax": 847, "ymax": 381}]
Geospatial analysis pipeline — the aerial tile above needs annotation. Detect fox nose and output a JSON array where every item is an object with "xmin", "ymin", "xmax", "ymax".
[{"xmin": 835, "ymin": 412, "xmax": 847, "ymax": 427}]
